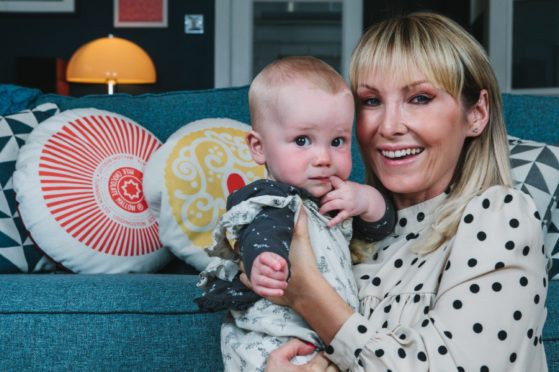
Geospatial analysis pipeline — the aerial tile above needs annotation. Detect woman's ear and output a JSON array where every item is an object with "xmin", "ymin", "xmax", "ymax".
[
  {"xmin": 466, "ymin": 89, "xmax": 489, "ymax": 137},
  {"xmin": 247, "ymin": 130, "xmax": 266, "ymax": 165}
]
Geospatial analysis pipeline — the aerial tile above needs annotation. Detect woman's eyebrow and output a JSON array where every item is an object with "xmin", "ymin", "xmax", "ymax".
[
  {"xmin": 404, "ymin": 80, "xmax": 430, "ymax": 90},
  {"xmin": 357, "ymin": 83, "xmax": 378, "ymax": 92}
]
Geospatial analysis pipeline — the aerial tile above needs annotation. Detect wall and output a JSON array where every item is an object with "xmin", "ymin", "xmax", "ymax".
[
  {"xmin": 0, "ymin": 0, "xmax": 214, "ymax": 95},
  {"xmin": 363, "ymin": 0, "xmax": 470, "ymax": 31}
]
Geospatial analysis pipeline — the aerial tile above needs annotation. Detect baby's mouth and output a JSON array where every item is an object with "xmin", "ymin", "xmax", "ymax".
[
  {"xmin": 381, "ymin": 147, "xmax": 424, "ymax": 159},
  {"xmin": 311, "ymin": 176, "xmax": 331, "ymax": 182}
]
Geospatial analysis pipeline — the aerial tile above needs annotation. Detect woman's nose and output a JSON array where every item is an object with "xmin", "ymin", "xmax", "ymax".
[{"xmin": 378, "ymin": 106, "xmax": 407, "ymax": 137}]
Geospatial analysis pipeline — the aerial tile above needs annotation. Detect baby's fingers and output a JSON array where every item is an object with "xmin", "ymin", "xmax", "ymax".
[
  {"xmin": 254, "ymin": 263, "xmax": 288, "ymax": 281},
  {"xmin": 258, "ymin": 252, "xmax": 287, "ymax": 272},
  {"xmin": 327, "ymin": 210, "xmax": 349, "ymax": 228},
  {"xmin": 319, "ymin": 198, "xmax": 342, "ymax": 215},
  {"xmin": 252, "ymin": 275, "xmax": 287, "ymax": 297},
  {"xmin": 329, "ymin": 175, "xmax": 346, "ymax": 190}
]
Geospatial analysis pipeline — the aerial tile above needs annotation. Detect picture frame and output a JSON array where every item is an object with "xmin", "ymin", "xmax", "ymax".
[
  {"xmin": 0, "ymin": 0, "xmax": 75, "ymax": 13},
  {"xmin": 114, "ymin": 0, "xmax": 167, "ymax": 28}
]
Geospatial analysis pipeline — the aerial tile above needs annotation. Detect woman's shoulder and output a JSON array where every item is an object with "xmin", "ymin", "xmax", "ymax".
[
  {"xmin": 439, "ymin": 184, "xmax": 548, "ymax": 303},
  {"xmin": 466, "ymin": 185, "xmax": 539, "ymax": 217}
]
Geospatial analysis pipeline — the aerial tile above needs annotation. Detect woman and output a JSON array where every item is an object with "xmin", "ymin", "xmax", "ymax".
[{"xmin": 257, "ymin": 12, "xmax": 549, "ymax": 372}]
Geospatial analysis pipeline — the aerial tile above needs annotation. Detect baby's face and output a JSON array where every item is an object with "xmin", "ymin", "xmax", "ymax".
[{"xmin": 258, "ymin": 84, "xmax": 354, "ymax": 198}]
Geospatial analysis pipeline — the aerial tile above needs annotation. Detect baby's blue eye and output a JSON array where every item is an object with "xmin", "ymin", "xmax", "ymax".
[
  {"xmin": 295, "ymin": 136, "xmax": 310, "ymax": 146},
  {"xmin": 331, "ymin": 137, "xmax": 345, "ymax": 147}
]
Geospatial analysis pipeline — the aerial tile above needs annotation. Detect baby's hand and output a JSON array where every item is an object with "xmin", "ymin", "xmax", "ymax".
[
  {"xmin": 320, "ymin": 176, "xmax": 385, "ymax": 227},
  {"xmin": 250, "ymin": 252, "xmax": 289, "ymax": 297}
]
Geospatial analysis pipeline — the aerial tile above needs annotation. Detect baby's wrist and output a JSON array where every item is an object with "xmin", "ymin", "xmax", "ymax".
[{"xmin": 359, "ymin": 198, "xmax": 386, "ymax": 222}]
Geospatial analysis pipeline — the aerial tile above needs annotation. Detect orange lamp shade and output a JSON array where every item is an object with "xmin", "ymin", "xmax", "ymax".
[{"xmin": 66, "ymin": 35, "xmax": 156, "ymax": 86}]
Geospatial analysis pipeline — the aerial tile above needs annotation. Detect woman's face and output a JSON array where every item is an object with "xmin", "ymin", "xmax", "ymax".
[{"xmin": 355, "ymin": 69, "xmax": 473, "ymax": 209}]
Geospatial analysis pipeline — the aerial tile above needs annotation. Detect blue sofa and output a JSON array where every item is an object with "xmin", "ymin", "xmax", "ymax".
[{"xmin": 0, "ymin": 85, "xmax": 558, "ymax": 371}]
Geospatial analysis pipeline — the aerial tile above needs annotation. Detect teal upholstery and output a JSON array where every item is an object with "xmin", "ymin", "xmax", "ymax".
[
  {"xmin": 502, "ymin": 93, "xmax": 559, "ymax": 144},
  {"xmin": 0, "ymin": 84, "xmax": 557, "ymax": 371},
  {"xmin": 33, "ymin": 87, "xmax": 251, "ymax": 143},
  {"xmin": 0, "ymin": 84, "xmax": 41, "ymax": 116},
  {"xmin": 0, "ymin": 274, "xmax": 225, "ymax": 371}
]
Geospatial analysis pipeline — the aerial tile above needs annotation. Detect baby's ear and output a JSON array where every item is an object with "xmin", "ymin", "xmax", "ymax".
[{"xmin": 247, "ymin": 130, "xmax": 266, "ymax": 165}]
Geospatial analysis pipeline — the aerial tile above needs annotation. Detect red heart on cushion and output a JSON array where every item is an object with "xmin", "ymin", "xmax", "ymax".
[{"xmin": 227, "ymin": 173, "xmax": 245, "ymax": 194}]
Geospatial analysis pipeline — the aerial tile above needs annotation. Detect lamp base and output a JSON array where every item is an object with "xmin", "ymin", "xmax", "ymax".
[{"xmin": 107, "ymin": 80, "xmax": 115, "ymax": 95}]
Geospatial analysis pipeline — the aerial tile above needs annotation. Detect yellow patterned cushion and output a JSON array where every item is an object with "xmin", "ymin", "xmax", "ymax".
[{"xmin": 143, "ymin": 118, "xmax": 266, "ymax": 271}]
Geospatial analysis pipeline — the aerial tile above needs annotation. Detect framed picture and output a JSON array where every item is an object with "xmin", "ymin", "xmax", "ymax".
[
  {"xmin": 0, "ymin": 0, "xmax": 75, "ymax": 13},
  {"xmin": 114, "ymin": 0, "xmax": 167, "ymax": 28}
]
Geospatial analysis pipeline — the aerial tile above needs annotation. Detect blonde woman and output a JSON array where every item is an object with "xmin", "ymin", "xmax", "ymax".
[{"xmin": 256, "ymin": 13, "xmax": 549, "ymax": 372}]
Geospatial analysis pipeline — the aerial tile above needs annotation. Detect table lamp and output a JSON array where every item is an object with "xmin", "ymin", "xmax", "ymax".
[{"xmin": 66, "ymin": 35, "xmax": 156, "ymax": 94}]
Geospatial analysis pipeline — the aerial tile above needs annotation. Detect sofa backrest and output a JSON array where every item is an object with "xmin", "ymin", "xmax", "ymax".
[
  {"xmin": 33, "ymin": 86, "xmax": 252, "ymax": 143},
  {"xmin": 502, "ymin": 93, "xmax": 559, "ymax": 145}
]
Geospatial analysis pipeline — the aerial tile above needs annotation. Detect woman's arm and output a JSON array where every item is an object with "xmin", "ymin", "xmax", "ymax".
[
  {"xmin": 264, "ymin": 187, "xmax": 547, "ymax": 371},
  {"xmin": 284, "ymin": 209, "xmax": 355, "ymax": 344}
]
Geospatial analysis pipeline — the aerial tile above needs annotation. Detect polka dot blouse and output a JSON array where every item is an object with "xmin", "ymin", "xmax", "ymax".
[{"xmin": 327, "ymin": 185, "xmax": 549, "ymax": 372}]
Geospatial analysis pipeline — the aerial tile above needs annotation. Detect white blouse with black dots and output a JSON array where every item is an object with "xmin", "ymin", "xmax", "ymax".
[{"xmin": 327, "ymin": 185, "xmax": 549, "ymax": 372}]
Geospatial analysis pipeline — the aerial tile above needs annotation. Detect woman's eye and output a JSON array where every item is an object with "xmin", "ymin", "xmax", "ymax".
[
  {"xmin": 295, "ymin": 136, "xmax": 310, "ymax": 146},
  {"xmin": 331, "ymin": 137, "xmax": 345, "ymax": 147},
  {"xmin": 362, "ymin": 97, "xmax": 380, "ymax": 106},
  {"xmin": 410, "ymin": 94, "xmax": 432, "ymax": 104}
]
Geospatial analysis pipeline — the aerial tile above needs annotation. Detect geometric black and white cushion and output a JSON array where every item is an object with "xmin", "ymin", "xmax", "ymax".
[
  {"xmin": 509, "ymin": 136, "xmax": 559, "ymax": 278},
  {"xmin": 0, "ymin": 103, "xmax": 59, "ymax": 273}
]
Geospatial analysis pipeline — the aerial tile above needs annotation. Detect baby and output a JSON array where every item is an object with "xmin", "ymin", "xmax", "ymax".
[{"xmin": 197, "ymin": 56, "xmax": 395, "ymax": 371}]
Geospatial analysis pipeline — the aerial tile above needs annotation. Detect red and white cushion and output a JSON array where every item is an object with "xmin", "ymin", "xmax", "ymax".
[{"xmin": 14, "ymin": 108, "xmax": 172, "ymax": 273}]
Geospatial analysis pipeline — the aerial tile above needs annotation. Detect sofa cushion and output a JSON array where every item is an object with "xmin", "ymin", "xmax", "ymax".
[
  {"xmin": 14, "ymin": 108, "xmax": 173, "ymax": 273},
  {"xmin": 509, "ymin": 136, "xmax": 559, "ymax": 278},
  {"xmin": 0, "ymin": 103, "xmax": 59, "ymax": 273},
  {"xmin": 0, "ymin": 273, "xmax": 225, "ymax": 371},
  {"xmin": 143, "ymin": 118, "xmax": 266, "ymax": 271}
]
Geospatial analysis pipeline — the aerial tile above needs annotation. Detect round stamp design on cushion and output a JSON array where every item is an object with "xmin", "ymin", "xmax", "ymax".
[
  {"xmin": 38, "ymin": 113, "xmax": 162, "ymax": 256},
  {"xmin": 108, "ymin": 166, "xmax": 147, "ymax": 213},
  {"xmin": 165, "ymin": 123, "xmax": 266, "ymax": 249}
]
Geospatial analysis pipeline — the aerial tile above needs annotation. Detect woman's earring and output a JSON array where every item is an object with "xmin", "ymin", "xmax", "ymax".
[{"xmin": 472, "ymin": 128, "xmax": 479, "ymax": 134}]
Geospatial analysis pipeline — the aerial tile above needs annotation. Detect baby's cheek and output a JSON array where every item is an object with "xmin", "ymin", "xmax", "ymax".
[{"xmin": 338, "ymin": 154, "xmax": 353, "ymax": 179}]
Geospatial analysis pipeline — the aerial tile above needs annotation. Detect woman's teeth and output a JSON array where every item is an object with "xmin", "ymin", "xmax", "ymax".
[{"xmin": 381, "ymin": 148, "xmax": 423, "ymax": 159}]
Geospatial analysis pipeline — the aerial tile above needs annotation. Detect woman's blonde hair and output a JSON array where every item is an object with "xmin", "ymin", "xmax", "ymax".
[{"xmin": 350, "ymin": 12, "xmax": 512, "ymax": 254}]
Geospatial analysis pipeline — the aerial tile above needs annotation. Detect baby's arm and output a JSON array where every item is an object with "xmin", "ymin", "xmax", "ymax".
[
  {"xmin": 320, "ymin": 175, "xmax": 387, "ymax": 227},
  {"xmin": 250, "ymin": 252, "xmax": 289, "ymax": 297}
]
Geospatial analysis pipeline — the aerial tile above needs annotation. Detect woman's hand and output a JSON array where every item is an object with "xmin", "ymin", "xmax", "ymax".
[
  {"xmin": 241, "ymin": 207, "xmax": 355, "ymax": 344},
  {"xmin": 266, "ymin": 339, "xmax": 339, "ymax": 372}
]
